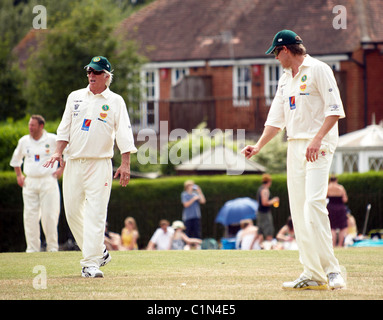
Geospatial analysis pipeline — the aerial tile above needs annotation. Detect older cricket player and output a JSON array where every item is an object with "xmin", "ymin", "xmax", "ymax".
[
  {"xmin": 44, "ymin": 56, "xmax": 137, "ymax": 277},
  {"xmin": 242, "ymin": 30, "xmax": 346, "ymax": 290}
]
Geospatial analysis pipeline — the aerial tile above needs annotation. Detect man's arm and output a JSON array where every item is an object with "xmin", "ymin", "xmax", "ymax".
[
  {"xmin": 241, "ymin": 126, "xmax": 281, "ymax": 159},
  {"xmin": 305, "ymin": 115, "xmax": 340, "ymax": 162},
  {"xmin": 14, "ymin": 167, "xmax": 25, "ymax": 187}
]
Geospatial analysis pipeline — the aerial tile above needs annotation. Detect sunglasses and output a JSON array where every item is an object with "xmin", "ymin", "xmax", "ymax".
[
  {"xmin": 86, "ymin": 68, "xmax": 104, "ymax": 75},
  {"xmin": 273, "ymin": 46, "xmax": 284, "ymax": 57}
]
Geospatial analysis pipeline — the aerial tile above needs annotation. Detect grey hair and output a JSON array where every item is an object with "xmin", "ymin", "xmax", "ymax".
[{"xmin": 104, "ymin": 70, "xmax": 113, "ymax": 87}]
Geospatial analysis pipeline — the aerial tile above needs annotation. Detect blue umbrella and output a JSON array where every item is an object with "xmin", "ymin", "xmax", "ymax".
[{"xmin": 215, "ymin": 197, "xmax": 258, "ymax": 226}]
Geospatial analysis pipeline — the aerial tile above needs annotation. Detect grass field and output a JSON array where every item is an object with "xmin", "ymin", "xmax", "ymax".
[{"xmin": 1, "ymin": 248, "xmax": 382, "ymax": 301}]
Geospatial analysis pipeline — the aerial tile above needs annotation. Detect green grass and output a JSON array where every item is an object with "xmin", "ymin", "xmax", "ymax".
[{"xmin": 0, "ymin": 248, "xmax": 382, "ymax": 300}]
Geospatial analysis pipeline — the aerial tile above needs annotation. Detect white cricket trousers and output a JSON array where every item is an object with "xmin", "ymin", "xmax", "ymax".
[
  {"xmin": 22, "ymin": 175, "xmax": 60, "ymax": 252},
  {"xmin": 287, "ymin": 140, "xmax": 341, "ymax": 283},
  {"xmin": 63, "ymin": 158, "xmax": 112, "ymax": 268}
]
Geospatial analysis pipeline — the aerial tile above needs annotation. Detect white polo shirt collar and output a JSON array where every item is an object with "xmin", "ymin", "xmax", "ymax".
[{"xmin": 85, "ymin": 85, "xmax": 111, "ymax": 99}]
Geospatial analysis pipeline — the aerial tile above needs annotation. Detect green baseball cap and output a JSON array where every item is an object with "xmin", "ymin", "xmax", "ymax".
[
  {"xmin": 84, "ymin": 56, "xmax": 112, "ymax": 72},
  {"xmin": 265, "ymin": 30, "xmax": 303, "ymax": 55}
]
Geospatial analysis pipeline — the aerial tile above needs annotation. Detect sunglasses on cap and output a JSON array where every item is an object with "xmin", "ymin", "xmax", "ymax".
[{"xmin": 86, "ymin": 68, "xmax": 105, "ymax": 75}]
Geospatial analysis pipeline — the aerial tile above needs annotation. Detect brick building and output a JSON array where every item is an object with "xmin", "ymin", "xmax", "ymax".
[{"xmin": 117, "ymin": 0, "xmax": 383, "ymax": 137}]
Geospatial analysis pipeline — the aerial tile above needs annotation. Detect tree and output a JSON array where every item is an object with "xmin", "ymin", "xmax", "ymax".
[
  {"xmin": 24, "ymin": 0, "xmax": 146, "ymax": 120},
  {"xmin": 0, "ymin": 37, "xmax": 27, "ymax": 121}
]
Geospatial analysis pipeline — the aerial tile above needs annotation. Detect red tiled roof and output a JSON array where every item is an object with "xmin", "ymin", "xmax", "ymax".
[{"xmin": 117, "ymin": 0, "xmax": 383, "ymax": 62}]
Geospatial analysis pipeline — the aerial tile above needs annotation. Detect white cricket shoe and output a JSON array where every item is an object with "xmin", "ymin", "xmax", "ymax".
[
  {"xmin": 99, "ymin": 249, "xmax": 111, "ymax": 267},
  {"xmin": 82, "ymin": 266, "xmax": 104, "ymax": 278},
  {"xmin": 282, "ymin": 277, "xmax": 328, "ymax": 290},
  {"xmin": 327, "ymin": 272, "xmax": 346, "ymax": 290}
]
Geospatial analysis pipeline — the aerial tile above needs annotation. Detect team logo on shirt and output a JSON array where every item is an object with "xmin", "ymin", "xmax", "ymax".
[
  {"xmin": 102, "ymin": 105, "xmax": 109, "ymax": 111},
  {"xmin": 289, "ymin": 96, "xmax": 296, "ymax": 110},
  {"xmin": 98, "ymin": 112, "xmax": 108, "ymax": 123},
  {"xmin": 35, "ymin": 155, "xmax": 40, "ymax": 162},
  {"xmin": 301, "ymin": 75, "xmax": 307, "ymax": 82},
  {"xmin": 81, "ymin": 119, "xmax": 92, "ymax": 131}
]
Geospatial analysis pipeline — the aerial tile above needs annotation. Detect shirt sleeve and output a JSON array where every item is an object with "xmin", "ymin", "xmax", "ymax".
[
  {"xmin": 56, "ymin": 92, "xmax": 73, "ymax": 142},
  {"xmin": 264, "ymin": 77, "xmax": 286, "ymax": 130},
  {"xmin": 114, "ymin": 95, "xmax": 137, "ymax": 154},
  {"xmin": 314, "ymin": 63, "xmax": 345, "ymax": 119},
  {"xmin": 9, "ymin": 137, "xmax": 24, "ymax": 168}
]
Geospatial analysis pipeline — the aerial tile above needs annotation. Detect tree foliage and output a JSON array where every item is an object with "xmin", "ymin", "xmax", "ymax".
[{"xmin": 24, "ymin": 0, "xmax": 146, "ymax": 120}]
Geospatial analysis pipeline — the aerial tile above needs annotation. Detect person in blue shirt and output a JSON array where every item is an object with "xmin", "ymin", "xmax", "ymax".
[{"xmin": 181, "ymin": 180, "xmax": 206, "ymax": 239}]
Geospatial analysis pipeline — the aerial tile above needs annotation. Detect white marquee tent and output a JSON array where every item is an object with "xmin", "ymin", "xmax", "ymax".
[{"xmin": 332, "ymin": 118, "xmax": 383, "ymax": 174}]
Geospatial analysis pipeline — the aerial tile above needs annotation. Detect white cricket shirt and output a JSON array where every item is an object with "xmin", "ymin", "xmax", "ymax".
[
  {"xmin": 57, "ymin": 86, "xmax": 137, "ymax": 159},
  {"xmin": 10, "ymin": 130, "xmax": 59, "ymax": 177},
  {"xmin": 265, "ymin": 54, "xmax": 345, "ymax": 152}
]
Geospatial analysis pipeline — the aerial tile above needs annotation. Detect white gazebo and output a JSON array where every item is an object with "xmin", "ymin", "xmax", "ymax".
[
  {"xmin": 332, "ymin": 118, "xmax": 383, "ymax": 174},
  {"xmin": 175, "ymin": 145, "xmax": 266, "ymax": 175}
]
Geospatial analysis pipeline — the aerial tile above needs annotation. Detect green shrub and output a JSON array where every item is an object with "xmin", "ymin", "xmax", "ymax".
[{"xmin": 1, "ymin": 171, "xmax": 382, "ymax": 252}]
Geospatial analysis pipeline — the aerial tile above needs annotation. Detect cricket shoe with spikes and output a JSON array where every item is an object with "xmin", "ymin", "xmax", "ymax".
[
  {"xmin": 327, "ymin": 272, "xmax": 346, "ymax": 290},
  {"xmin": 82, "ymin": 266, "xmax": 104, "ymax": 278},
  {"xmin": 282, "ymin": 277, "xmax": 328, "ymax": 290},
  {"xmin": 99, "ymin": 249, "xmax": 111, "ymax": 267}
]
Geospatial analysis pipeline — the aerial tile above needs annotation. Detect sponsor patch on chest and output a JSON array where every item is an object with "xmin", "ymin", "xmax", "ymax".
[{"xmin": 81, "ymin": 119, "xmax": 92, "ymax": 131}]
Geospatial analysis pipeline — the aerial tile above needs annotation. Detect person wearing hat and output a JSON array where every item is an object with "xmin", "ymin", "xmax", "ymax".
[
  {"xmin": 44, "ymin": 56, "xmax": 137, "ymax": 278},
  {"xmin": 169, "ymin": 220, "xmax": 202, "ymax": 250},
  {"xmin": 242, "ymin": 30, "xmax": 345, "ymax": 290},
  {"xmin": 256, "ymin": 174, "xmax": 279, "ymax": 242}
]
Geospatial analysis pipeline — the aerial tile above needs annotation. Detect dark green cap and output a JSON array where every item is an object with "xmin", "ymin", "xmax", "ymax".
[
  {"xmin": 84, "ymin": 56, "xmax": 112, "ymax": 72},
  {"xmin": 265, "ymin": 30, "xmax": 303, "ymax": 54}
]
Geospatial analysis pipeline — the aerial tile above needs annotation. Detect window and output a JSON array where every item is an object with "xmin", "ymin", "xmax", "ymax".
[
  {"xmin": 369, "ymin": 157, "xmax": 383, "ymax": 171},
  {"xmin": 233, "ymin": 65, "xmax": 251, "ymax": 106},
  {"xmin": 171, "ymin": 68, "xmax": 189, "ymax": 86},
  {"xmin": 139, "ymin": 69, "xmax": 159, "ymax": 132},
  {"xmin": 342, "ymin": 154, "xmax": 358, "ymax": 172},
  {"xmin": 264, "ymin": 64, "xmax": 282, "ymax": 105}
]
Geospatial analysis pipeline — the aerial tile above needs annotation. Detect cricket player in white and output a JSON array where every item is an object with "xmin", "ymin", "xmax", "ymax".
[
  {"xmin": 242, "ymin": 30, "xmax": 346, "ymax": 290},
  {"xmin": 10, "ymin": 115, "xmax": 62, "ymax": 252},
  {"xmin": 44, "ymin": 56, "xmax": 137, "ymax": 278}
]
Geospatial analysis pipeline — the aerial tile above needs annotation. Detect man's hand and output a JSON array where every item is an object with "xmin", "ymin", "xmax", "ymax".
[
  {"xmin": 305, "ymin": 137, "xmax": 321, "ymax": 162},
  {"xmin": 114, "ymin": 152, "xmax": 131, "ymax": 187},
  {"xmin": 114, "ymin": 164, "xmax": 131, "ymax": 187},
  {"xmin": 16, "ymin": 174, "xmax": 25, "ymax": 188},
  {"xmin": 43, "ymin": 152, "xmax": 64, "ymax": 168},
  {"xmin": 241, "ymin": 145, "xmax": 261, "ymax": 159},
  {"xmin": 43, "ymin": 141, "xmax": 68, "ymax": 168}
]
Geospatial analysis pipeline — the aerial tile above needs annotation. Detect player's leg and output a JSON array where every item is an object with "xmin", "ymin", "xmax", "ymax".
[
  {"xmin": 62, "ymin": 159, "xmax": 85, "ymax": 250},
  {"xmin": 285, "ymin": 140, "xmax": 328, "ymax": 287},
  {"xmin": 81, "ymin": 159, "xmax": 112, "ymax": 270},
  {"xmin": 22, "ymin": 178, "xmax": 42, "ymax": 252},
  {"xmin": 40, "ymin": 176, "xmax": 61, "ymax": 252}
]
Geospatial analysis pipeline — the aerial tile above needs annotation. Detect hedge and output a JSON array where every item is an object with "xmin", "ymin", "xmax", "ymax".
[{"xmin": 1, "ymin": 171, "xmax": 383, "ymax": 252}]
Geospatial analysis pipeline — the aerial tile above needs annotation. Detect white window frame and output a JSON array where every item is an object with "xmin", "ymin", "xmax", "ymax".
[
  {"xmin": 171, "ymin": 67, "xmax": 189, "ymax": 86},
  {"xmin": 233, "ymin": 65, "xmax": 251, "ymax": 107},
  {"xmin": 138, "ymin": 69, "xmax": 159, "ymax": 132},
  {"xmin": 264, "ymin": 63, "xmax": 283, "ymax": 105}
]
